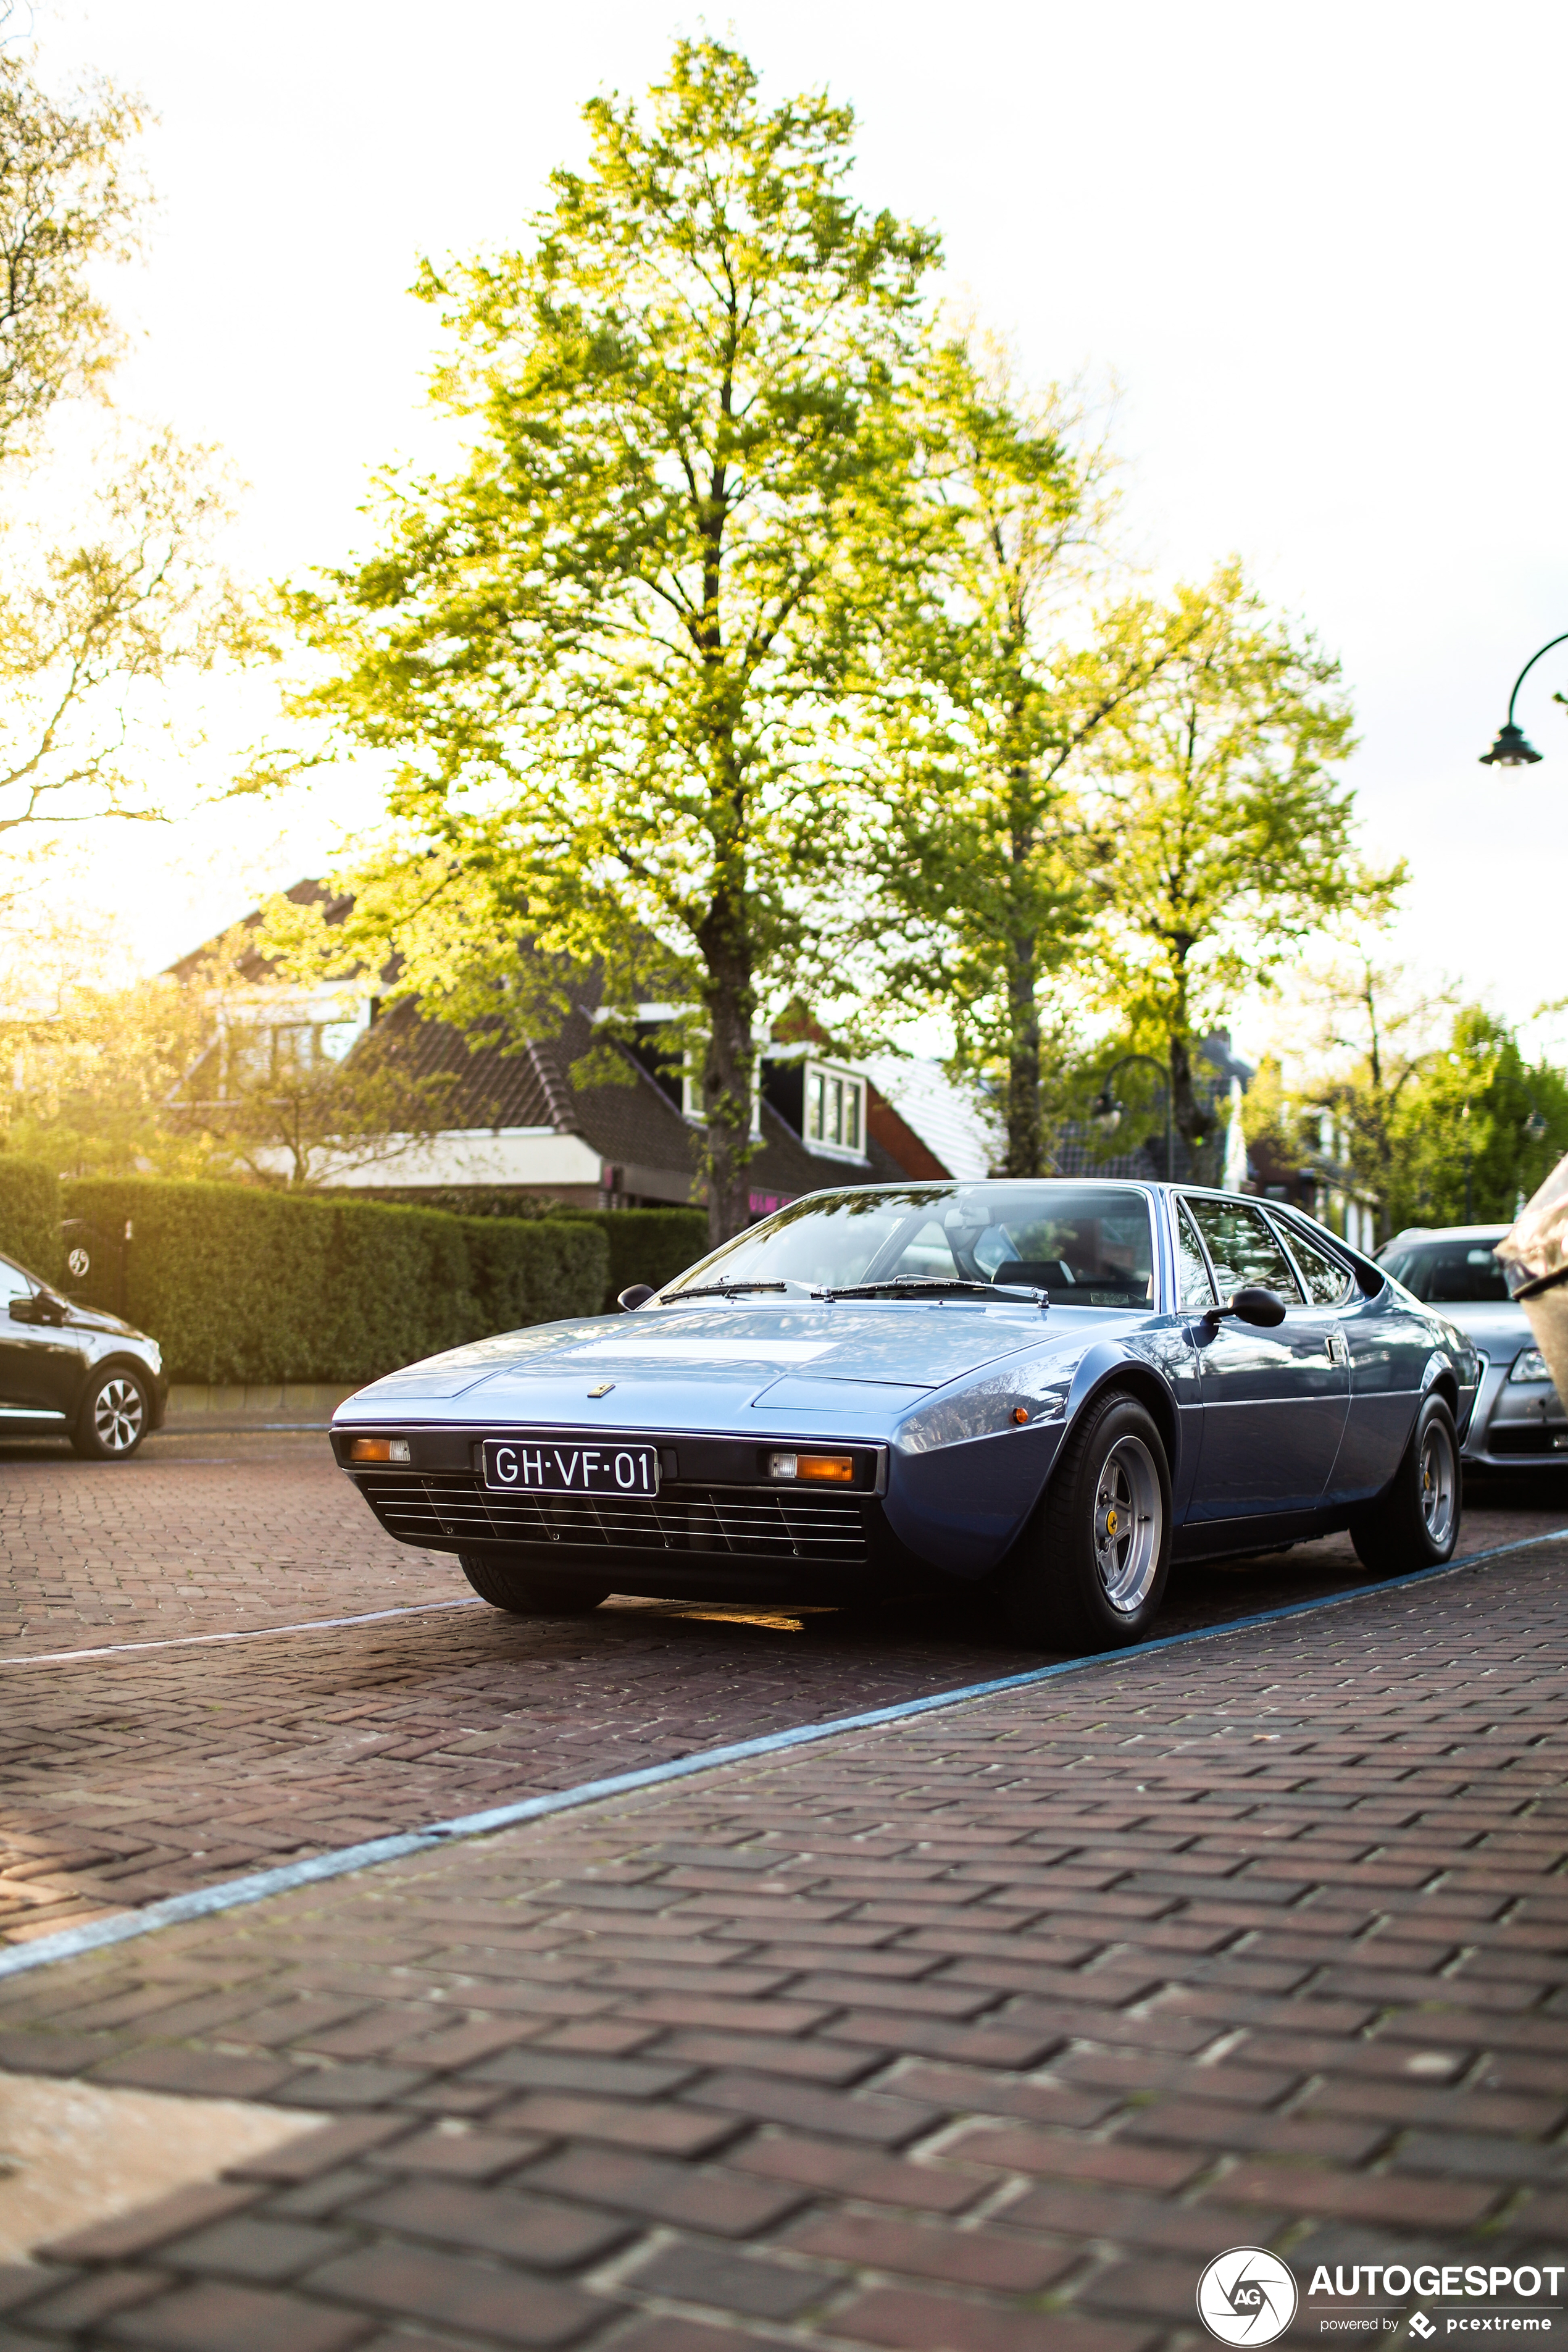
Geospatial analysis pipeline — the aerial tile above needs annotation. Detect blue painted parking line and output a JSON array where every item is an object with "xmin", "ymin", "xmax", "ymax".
[{"xmin": 1, "ymin": 1523, "xmax": 1564, "ymax": 1985}]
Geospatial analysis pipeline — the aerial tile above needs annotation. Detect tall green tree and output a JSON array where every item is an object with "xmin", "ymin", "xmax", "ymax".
[
  {"xmin": 0, "ymin": 47, "xmax": 233, "ymax": 868},
  {"xmin": 1086, "ymin": 563, "xmax": 1382, "ymax": 1149},
  {"xmin": 281, "ymin": 38, "xmax": 937, "ymax": 1242},
  {"xmin": 1383, "ymin": 1007, "xmax": 1568, "ymax": 1231},
  {"xmin": 0, "ymin": 46, "xmax": 144, "ymax": 464},
  {"xmin": 857, "ymin": 333, "xmax": 1190, "ymax": 1177}
]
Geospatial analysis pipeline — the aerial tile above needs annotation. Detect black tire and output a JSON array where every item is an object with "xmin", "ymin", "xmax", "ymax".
[
  {"xmin": 458, "ymin": 1552, "xmax": 611, "ymax": 1616},
  {"xmin": 998, "ymin": 1389, "xmax": 1172, "ymax": 1651},
  {"xmin": 71, "ymin": 1366, "xmax": 151, "ymax": 1461},
  {"xmin": 1351, "ymin": 1391, "xmax": 1461, "ymax": 1575}
]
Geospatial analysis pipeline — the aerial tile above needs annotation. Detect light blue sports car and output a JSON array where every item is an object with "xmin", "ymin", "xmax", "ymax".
[{"xmin": 333, "ymin": 1179, "xmax": 1478, "ymax": 1650}]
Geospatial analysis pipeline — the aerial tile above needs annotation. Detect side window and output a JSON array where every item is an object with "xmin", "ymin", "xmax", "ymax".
[
  {"xmin": 0, "ymin": 1255, "xmax": 34, "ymax": 1298},
  {"xmin": 1277, "ymin": 1218, "xmax": 1352, "ymax": 1307},
  {"xmin": 1185, "ymin": 1199, "xmax": 1304, "ymax": 1305},
  {"xmin": 1175, "ymin": 1202, "xmax": 1217, "ymax": 1309}
]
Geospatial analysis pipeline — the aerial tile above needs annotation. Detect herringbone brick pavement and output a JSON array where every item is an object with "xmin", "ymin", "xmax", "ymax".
[{"xmin": 1, "ymin": 1533, "xmax": 1566, "ymax": 2349}]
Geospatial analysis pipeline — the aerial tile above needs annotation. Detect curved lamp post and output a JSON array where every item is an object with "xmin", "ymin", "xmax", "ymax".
[
  {"xmin": 1091, "ymin": 1053, "xmax": 1175, "ymax": 1183},
  {"xmin": 1479, "ymin": 631, "xmax": 1568, "ymax": 766}
]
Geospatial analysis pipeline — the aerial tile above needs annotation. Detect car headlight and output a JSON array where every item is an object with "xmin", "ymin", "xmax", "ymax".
[{"xmin": 1509, "ymin": 1347, "xmax": 1551, "ymax": 1384}]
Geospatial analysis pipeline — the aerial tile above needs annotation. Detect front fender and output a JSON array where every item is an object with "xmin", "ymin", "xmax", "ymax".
[{"xmin": 884, "ymin": 1336, "xmax": 1183, "ymax": 1582}]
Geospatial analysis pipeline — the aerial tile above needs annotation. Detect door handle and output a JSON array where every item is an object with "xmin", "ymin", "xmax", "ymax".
[{"xmin": 1324, "ymin": 1332, "xmax": 1348, "ymax": 1366}]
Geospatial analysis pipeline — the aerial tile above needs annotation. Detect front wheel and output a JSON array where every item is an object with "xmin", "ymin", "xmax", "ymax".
[
  {"xmin": 458, "ymin": 1552, "xmax": 611, "ymax": 1616},
  {"xmin": 71, "ymin": 1367, "xmax": 151, "ymax": 1460},
  {"xmin": 1351, "ymin": 1391, "xmax": 1460, "ymax": 1575},
  {"xmin": 997, "ymin": 1389, "xmax": 1172, "ymax": 1651}
]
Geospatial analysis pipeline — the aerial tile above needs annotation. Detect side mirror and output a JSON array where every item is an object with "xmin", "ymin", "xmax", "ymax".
[
  {"xmin": 1230, "ymin": 1286, "xmax": 1287, "ymax": 1328},
  {"xmin": 10, "ymin": 1293, "xmax": 67, "ymax": 1327},
  {"xmin": 617, "ymin": 1283, "xmax": 656, "ymax": 1313}
]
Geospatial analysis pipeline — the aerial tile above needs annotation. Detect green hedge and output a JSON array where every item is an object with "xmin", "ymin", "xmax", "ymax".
[
  {"xmin": 0, "ymin": 1156, "xmax": 61, "ymax": 1281},
  {"xmin": 59, "ymin": 1177, "xmax": 609, "ymax": 1386},
  {"xmin": 557, "ymin": 1208, "xmax": 711, "ymax": 1307},
  {"xmin": 348, "ymin": 1189, "xmax": 712, "ymax": 1311}
]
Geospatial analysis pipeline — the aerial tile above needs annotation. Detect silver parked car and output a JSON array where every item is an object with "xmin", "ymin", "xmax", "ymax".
[{"xmin": 1380, "ymin": 1224, "xmax": 1567, "ymax": 1467}]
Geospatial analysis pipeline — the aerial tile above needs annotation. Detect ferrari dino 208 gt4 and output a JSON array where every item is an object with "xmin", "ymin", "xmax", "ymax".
[{"xmin": 333, "ymin": 1180, "xmax": 1477, "ymax": 1651}]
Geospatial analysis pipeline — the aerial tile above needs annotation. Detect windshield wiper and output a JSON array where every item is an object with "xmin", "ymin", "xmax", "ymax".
[
  {"xmin": 822, "ymin": 1277, "xmax": 1046, "ymax": 1304},
  {"xmin": 659, "ymin": 1281, "xmax": 793, "ymax": 1302}
]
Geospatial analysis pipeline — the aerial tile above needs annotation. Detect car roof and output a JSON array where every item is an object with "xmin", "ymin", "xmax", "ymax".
[{"xmin": 1385, "ymin": 1224, "xmax": 1508, "ymax": 1247}]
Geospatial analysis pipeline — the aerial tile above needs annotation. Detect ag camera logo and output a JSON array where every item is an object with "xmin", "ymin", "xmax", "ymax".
[{"xmin": 1198, "ymin": 2248, "xmax": 1299, "ymax": 2346}]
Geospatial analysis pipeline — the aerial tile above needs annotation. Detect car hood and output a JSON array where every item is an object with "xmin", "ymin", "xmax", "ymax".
[
  {"xmin": 337, "ymin": 1302, "xmax": 1133, "ymax": 1431},
  {"xmin": 1425, "ymin": 1300, "xmax": 1532, "ymax": 1355}
]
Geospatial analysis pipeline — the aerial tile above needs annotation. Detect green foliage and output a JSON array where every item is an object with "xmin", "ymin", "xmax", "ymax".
[
  {"xmin": 0, "ymin": 51, "xmax": 145, "ymax": 462},
  {"xmin": 1382, "ymin": 1009, "xmax": 1568, "ymax": 1232},
  {"xmin": 274, "ymin": 36, "xmax": 938, "ymax": 1244},
  {"xmin": 1086, "ymin": 564, "xmax": 1388, "ymax": 1145},
  {"xmin": 0, "ymin": 1153, "xmax": 60, "ymax": 1278},
  {"xmin": 59, "ymin": 1177, "xmax": 607, "ymax": 1384},
  {"xmin": 861, "ymin": 334, "xmax": 1186, "ymax": 1178},
  {"xmin": 556, "ymin": 1208, "xmax": 710, "ymax": 1308}
]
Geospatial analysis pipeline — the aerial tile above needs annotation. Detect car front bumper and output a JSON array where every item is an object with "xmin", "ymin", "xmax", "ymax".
[{"xmin": 1461, "ymin": 1355, "xmax": 1568, "ymax": 1467}]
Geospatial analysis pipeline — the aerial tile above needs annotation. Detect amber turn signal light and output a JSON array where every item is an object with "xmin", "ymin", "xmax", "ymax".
[
  {"xmin": 767, "ymin": 1450, "xmax": 854, "ymax": 1484},
  {"xmin": 349, "ymin": 1438, "xmax": 411, "ymax": 1464},
  {"xmin": 1012, "ymin": 1406, "xmax": 1030, "ymax": 1425}
]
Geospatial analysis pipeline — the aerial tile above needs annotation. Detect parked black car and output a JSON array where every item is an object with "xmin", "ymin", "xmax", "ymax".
[{"xmin": 0, "ymin": 1250, "xmax": 167, "ymax": 1458}]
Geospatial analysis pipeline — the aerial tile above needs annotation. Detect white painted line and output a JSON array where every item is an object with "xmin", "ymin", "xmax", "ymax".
[
  {"xmin": 1, "ymin": 1523, "xmax": 1563, "ymax": 1985},
  {"xmin": 0, "ymin": 1598, "xmax": 485, "ymax": 1669}
]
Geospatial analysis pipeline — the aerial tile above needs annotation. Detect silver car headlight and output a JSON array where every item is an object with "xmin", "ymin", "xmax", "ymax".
[{"xmin": 1509, "ymin": 1346, "xmax": 1550, "ymax": 1384}]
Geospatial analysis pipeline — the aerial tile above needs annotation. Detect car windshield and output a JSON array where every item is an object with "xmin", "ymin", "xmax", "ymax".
[
  {"xmin": 664, "ymin": 1183, "xmax": 1156, "ymax": 1308},
  {"xmin": 1382, "ymin": 1240, "xmax": 1511, "ymax": 1304}
]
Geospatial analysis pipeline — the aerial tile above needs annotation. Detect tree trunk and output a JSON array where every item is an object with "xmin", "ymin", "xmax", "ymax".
[
  {"xmin": 697, "ymin": 892, "xmax": 756, "ymax": 1248},
  {"xmin": 1002, "ymin": 752, "xmax": 1042, "ymax": 1178},
  {"xmin": 1169, "ymin": 1031, "xmax": 1204, "ymax": 1153},
  {"xmin": 1003, "ymin": 937, "xmax": 1042, "ymax": 1177}
]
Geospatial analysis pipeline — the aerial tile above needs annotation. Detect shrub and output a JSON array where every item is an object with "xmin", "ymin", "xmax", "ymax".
[
  {"xmin": 0, "ymin": 1156, "xmax": 61, "ymax": 1281},
  {"xmin": 59, "ymin": 1177, "xmax": 607, "ymax": 1385},
  {"xmin": 556, "ymin": 1207, "xmax": 710, "ymax": 1306}
]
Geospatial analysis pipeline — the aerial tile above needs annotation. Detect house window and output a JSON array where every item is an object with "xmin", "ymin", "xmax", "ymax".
[{"xmin": 804, "ymin": 1062, "xmax": 866, "ymax": 1161}]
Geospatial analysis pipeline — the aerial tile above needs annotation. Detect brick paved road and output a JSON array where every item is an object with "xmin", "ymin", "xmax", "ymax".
[
  {"xmin": 2, "ymin": 1436, "xmax": 1564, "ymax": 1947},
  {"xmin": 0, "ymin": 1534, "xmax": 1566, "ymax": 2350}
]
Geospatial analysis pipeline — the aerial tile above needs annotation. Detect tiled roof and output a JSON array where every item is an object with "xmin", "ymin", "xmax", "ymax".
[{"xmin": 372, "ymin": 996, "xmax": 923, "ymax": 1200}]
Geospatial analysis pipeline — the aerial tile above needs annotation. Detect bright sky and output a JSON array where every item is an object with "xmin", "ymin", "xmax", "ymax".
[{"xmin": 29, "ymin": 0, "xmax": 1568, "ymax": 1065}]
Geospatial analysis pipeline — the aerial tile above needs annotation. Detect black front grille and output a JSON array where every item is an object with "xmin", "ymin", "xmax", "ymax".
[{"xmin": 359, "ymin": 1472, "xmax": 869, "ymax": 1565}]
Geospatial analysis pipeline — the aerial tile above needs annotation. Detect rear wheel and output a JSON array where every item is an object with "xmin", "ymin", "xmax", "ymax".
[
  {"xmin": 998, "ymin": 1389, "xmax": 1172, "ymax": 1651},
  {"xmin": 72, "ymin": 1367, "xmax": 150, "ymax": 1461},
  {"xmin": 458, "ymin": 1552, "xmax": 611, "ymax": 1616},
  {"xmin": 1351, "ymin": 1391, "xmax": 1460, "ymax": 1575}
]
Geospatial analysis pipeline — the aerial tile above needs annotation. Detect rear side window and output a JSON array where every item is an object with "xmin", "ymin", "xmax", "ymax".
[
  {"xmin": 1383, "ymin": 1243, "xmax": 1509, "ymax": 1304},
  {"xmin": 1185, "ymin": 1199, "xmax": 1304, "ymax": 1304},
  {"xmin": 1277, "ymin": 1218, "xmax": 1354, "ymax": 1306}
]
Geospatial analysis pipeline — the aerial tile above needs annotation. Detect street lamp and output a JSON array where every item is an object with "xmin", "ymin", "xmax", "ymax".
[
  {"xmin": 1478, "ymin": 630, "xmax": 1568, "ymax": 765},
  {"xmin": 1092, "ymin": 1052, "xmax": 1175, "ymax": 1182}
]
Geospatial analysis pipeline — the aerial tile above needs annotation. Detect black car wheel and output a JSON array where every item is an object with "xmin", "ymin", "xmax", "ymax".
[
  {"xmin": 998, "ymin": 1389, "xmax": 1172, "ymax": 1651},
  {"xmin": 458, "ymin": 1552, "xmax": 611, "ymax": 1616},
  {"xmin": 72, "ymin": 1367, "xmax": 151, "ymax": 1461},
  {"xmin": 1351, "ymin": 1390, "xmax": 1461, "ymax": 1575}
]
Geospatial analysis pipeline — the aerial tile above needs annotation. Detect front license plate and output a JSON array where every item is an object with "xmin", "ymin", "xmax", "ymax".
[{"xmin": 482, "ymin": 1438, "xmax": 661, "ymax": 1497}]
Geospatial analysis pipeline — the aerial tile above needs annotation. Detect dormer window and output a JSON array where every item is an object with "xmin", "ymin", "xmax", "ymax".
[{"xmin": 804, "ymin": 1061, "xmax": 865, "ymax": 1161}]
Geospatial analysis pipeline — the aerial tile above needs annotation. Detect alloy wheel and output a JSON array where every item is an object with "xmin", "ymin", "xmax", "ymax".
[
  {"xmin": 1092, "ymin": 1433, "xmax": 1162, "ymax": 1613},
  {"xmin": 1419, "ymin": 1414, "xmax": 1457, "ymax": 1546},
  {"xmin": 93, "ymin": 1376, "xmax": 144, "ymax": 1454}
]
